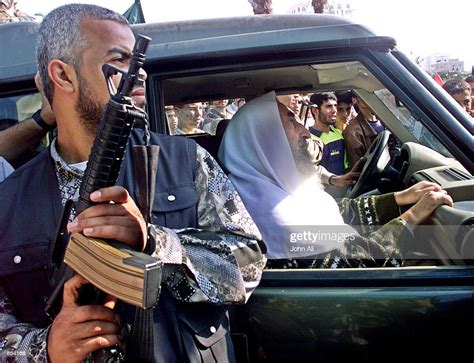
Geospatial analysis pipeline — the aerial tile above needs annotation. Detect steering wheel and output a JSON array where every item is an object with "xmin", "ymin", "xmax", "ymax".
[{"xmin": 346, "ymin": 130, "xmax": 391, "ymax": 198}]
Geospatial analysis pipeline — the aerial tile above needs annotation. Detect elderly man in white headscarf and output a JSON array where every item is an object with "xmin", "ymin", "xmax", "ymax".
[{"xmin": 218, "ymin": 92, "xmax": 453, "ymax": 267}]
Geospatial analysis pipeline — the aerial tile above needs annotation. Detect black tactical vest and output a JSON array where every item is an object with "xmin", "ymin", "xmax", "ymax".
[{"xmin": 0, "ymin": 130, "xmax": 234, "ymax": 362}]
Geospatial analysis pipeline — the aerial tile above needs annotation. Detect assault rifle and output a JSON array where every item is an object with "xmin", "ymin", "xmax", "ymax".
[{"xmin": 46, "ymin": 34, "xmax": 159, "ymax": 324}]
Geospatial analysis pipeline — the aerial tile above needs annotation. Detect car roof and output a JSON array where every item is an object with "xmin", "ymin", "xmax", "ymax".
[
  {"xmin": 0, "ymin": 14, "xmax": 395, "ymax": 85},
  {"xmin": 0, "ymin": 21, "xmax": 39, "ymax": 84},
  {"xmin": 132, "ymin": 15, "xmax": 393, "ymax": 60}
]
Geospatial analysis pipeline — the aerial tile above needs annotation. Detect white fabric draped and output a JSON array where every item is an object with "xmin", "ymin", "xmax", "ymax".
[{"xmin": 218, "ymin": 92, "xmax": 354, "ymax": 259}]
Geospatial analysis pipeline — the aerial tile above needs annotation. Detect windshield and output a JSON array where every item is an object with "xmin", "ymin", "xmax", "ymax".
[{"xmin": 374, "ymin": 88, "xmax": 452, "ymax": 157}]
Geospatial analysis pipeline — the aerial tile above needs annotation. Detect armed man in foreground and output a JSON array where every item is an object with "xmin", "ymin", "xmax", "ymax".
[{"xmin": 0, "ymin": 4, "xmax": 265, "ymax": 362}]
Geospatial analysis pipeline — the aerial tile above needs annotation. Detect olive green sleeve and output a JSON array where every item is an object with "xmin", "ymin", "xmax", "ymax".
[
  {"xmin": 308, "ymin": 217, "xmax": 408, "ymax": 269},
  {"xmin": 338, "ymin": 193, "xmax": 400, "ymax": 230}
]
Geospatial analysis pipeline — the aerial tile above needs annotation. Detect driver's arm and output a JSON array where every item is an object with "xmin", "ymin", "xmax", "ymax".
[
  {"xmin": 338, "ymin": 182, "xmax": 445, "ymax": 228},
  {"xmin": 312, "ymin": 189, "xmax": 452, "ymax": 268},
  {"xmin": 338, "ymin": 193, "xmax": 400, "ymax": 232}
]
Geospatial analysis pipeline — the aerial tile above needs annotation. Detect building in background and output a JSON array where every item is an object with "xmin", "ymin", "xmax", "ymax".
[
  {"xmin": 288, "ymin": 0, "xmax": 354, "ymax": 17},
  {"xmin": 421, "ymin": 54, "xmax": 465, "ymax": 75}
]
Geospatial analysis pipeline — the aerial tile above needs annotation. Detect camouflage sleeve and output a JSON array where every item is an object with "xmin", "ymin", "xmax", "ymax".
[
  {"xmin": 315, "ymin": 194, "xmax": 406, "ymax": 268},
  {"xmin": 0, "ymin": 286, "xmax": 49, "ymax": 362},
  {"xmin": 268, "ymin": 194, "xmax": 407, "ymax": 269},
  {"xmin": 152, "ymin": 146, "xmax": 266, "ymax": 304},
  {"xmin": 309, "ymin": 217, "xmax": 407, "ymax": 268},
  {"xmin": 338, "ymin": 193, "xmax": 401, "ymax": 234}
]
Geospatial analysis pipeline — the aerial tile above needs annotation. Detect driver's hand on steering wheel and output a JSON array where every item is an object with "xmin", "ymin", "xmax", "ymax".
[
  {"xmin": 394, "ymin": 181, "xmax": 443, "ymax": 206},
  {"xmin": 400, "ymin": 188, "xmax": 453, "ymax": 225},
  {"xmin": 329, "ymin": 158, "xmax": 363, "ymax": 188}
]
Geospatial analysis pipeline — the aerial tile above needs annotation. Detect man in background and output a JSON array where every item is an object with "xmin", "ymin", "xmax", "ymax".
[
  {"xmin": 0, "ymin": 0, "xmax": 34, "ymax": 22},
  {"xmin": 343, "ymin": 96, "xmax": 385, "ymax": 168},
  {"xmin": 165, "ymin": 105, "xmax": 178, "ymax": 134},
  {"xmin": 443, "ymin": 79, "xmax": 472, "ymax": 116},
  {"xmin": 466, "ymin": 75, "xmax": 474, "ymax": 117},
  {"xmin": 309, "ymin": 92, "xmax": 348, "ymax": 176},
  {"xmin": 277, "ymin": 93, "xmax": 303, "ymax": 118},
  {"xmin": 175, "ymin": 102, "xmax": 205, "ymax": 134},
  {"xmin": 202, "ymin": 99, "xmax": 229, "ymax": 135},
  {"xmin": 334, "ymin": 90, "xmax": 356, "ymax": 131}
]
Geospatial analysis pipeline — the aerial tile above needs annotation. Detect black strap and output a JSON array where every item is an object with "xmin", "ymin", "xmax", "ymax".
[
  {"xmin": 125, "ymin": 307, "xmax": 155, "ymax": 362},
  {"xmin": 125, "ymin": 143, "xmax": 160, "ymax": 362}
]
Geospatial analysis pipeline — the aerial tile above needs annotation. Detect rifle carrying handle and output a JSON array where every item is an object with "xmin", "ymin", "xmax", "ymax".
[{"xmin": 75, "ymin": 35, "xmax": 150, "ymax": 214}]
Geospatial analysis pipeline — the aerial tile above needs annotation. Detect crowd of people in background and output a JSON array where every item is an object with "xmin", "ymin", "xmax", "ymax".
[
  {"xmin": 2, "ymin": 73, "xmax": 472, "ymax": 188},
  {"xmin": 164, "ymin": 70, "xmax": 472, "ymax": 163},
  {"xmin": 165, "ymin": 98, "xmax": 246, "ymax": 136}
]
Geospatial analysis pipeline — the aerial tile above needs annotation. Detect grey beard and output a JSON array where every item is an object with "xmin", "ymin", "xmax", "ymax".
[
  {"xmin": 303, "ymin": 138, "xmax": 324, "ymax": 164},
  {"xmin": 292, "ymin": 139, "xmax": 324, "ymax": 188}
]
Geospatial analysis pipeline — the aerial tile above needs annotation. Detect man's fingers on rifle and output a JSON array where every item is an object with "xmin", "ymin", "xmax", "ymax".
[
  {"xmin": 68, "ymin": 202, "xmax": 145, "ymax": 234},
  {"xmin": 82, "ymin": 334, "xmax": 121, "ymax": 353},
  {"xmin": 81, "ymin": 320, "xmax": 120, "ymax": 337},
  {"xmin": 68, "ymin": 215, "xmax": 138, "ymax": 233},
  {"xmin": 90, "ymin": 186, "xmax": 130, "ymax": 204},
  {"xmin": 63, "ymin": 274, "xmax": 91, "ymax": 307},
  {"xmin": 67, "ymin": 213, "xmax": 146, "ymax": 248},
  {"xmin": 81, "ymin": 202, "xmax": 137, "ymax": 218},
  {"xmin": 56, "ymin": 332, "xmax": 120, "ymax": 361},
  {"xmin": 72, "ymin": 305, "xmax": 120, "ymax": 324},
  {"xmin": 81, "ymin": 224, "xmax": 144, "ymax": 248}
]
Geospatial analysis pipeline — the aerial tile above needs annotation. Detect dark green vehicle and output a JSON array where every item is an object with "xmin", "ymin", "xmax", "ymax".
[{"xmin": 1, "ymin": 14, "xmax": 473, "ymax": 362}]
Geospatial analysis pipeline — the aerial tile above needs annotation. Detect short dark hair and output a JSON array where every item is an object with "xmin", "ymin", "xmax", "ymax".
[
  {"xmin": 442, "ymin": 80, "xmax": 471, "ymax": 96},
  {"xmin": 335, "ymin": 90, "xmax": 353, "ymax": 104},
  {"xmin": 309, "ymin": 92, "xmax": 337, "ymax": 108},
  {"xmin": 37, "ymin": 4, "xmax": 128, "ymax": 105}
]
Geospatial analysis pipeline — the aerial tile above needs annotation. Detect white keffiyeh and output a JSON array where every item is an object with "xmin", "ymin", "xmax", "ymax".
[{"xmin": 218, "ymin": 92, "xmax": 355, "ymax": 259}]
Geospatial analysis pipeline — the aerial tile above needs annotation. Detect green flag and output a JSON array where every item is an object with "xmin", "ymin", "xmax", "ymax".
[{"xmin": 123, "ymin": 0, "xmax": 145, "ymax": 24}]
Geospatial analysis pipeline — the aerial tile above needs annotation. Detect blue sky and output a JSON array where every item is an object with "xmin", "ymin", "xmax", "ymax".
[{"xmin": 17, "ymin": 0, "xmax": 473, "ymax": 71}]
